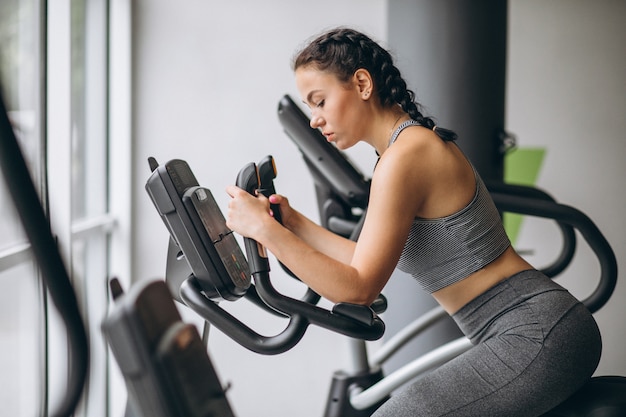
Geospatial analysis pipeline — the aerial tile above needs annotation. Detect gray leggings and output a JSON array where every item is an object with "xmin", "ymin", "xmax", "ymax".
[{"xmin": 372, "ymin": 269, "xmax": 602, "ymax": 417}]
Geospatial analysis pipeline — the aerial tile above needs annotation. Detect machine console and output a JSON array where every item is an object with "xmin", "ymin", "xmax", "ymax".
[{"xmin": 145, "ymin": 158, "xmax": 250, "ymax": 301}]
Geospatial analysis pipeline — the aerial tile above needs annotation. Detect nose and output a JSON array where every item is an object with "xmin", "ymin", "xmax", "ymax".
[{"xmin": 310, "ymin": 114, "xmax": 324, "ymax": 129}]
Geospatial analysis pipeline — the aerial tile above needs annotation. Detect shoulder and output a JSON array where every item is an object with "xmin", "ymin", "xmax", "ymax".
[
  {"xmin": 376, "ymin": 125, "xmax": 448, "ymax": 183},
  {"xmin": 367, "ymin": 126, "xmax": 441, "ymax": 217},
  {"xmin": 371, "ymin": 124, "xmax": 474, "ymax": 219}
]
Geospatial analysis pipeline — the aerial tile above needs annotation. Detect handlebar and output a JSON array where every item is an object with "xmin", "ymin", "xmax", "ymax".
[
  {"xmin": 236, "ymin": 161, "xmax": 385, "ymax": 340},
  {"xmin": 147, "ymin": 157, "xmax": 313, "ymax": 354},
  {"xmin": 179, "ymin": 276, "xmax": 310, "ymax": 355},
  {"xmin": 490, "ymin": 192, "xmax": 617, "ymax": 313},
  {"xmin": 487, "ymin": 181, "xmax": 577, "ymax": 278},
  {"xmin": 257, "ymin": 155, "xmax": 300, "ymax": 280}
]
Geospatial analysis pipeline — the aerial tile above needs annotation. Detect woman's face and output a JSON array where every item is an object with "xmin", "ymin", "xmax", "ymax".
[{"xmin": 295, "ymin": 66, "xmax": 366, "ymax": 150}]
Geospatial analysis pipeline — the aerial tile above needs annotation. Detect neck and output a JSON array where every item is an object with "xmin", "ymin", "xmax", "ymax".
[{"xmin": 374, "ymin": 109, "xmax": 408, "ymax": 156}]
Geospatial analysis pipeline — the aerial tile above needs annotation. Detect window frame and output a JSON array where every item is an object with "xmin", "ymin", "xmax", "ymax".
[{"xmin": 0, "ymin": 0, "xmax": 132, "ymax": 416}]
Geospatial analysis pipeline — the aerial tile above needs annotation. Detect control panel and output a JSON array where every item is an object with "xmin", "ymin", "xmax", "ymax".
[{"xmin": 145, "ymin": 158, "xmax": 250, "ymax": 301}]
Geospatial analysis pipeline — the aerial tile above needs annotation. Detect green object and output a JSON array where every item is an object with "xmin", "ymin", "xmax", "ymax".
[{"xmin": 503, "ymin": 148, "xmax": 546, "ymax": 244}]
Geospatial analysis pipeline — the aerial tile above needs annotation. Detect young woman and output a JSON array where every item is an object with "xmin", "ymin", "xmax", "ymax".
[{"xmin": 225, "ymin": 27, "xmax": 601, "ymax": 417}]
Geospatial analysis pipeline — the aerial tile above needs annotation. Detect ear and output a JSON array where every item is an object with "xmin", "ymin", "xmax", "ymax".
[{"xmin": 354, "ymin": 69, "xmax": 374, "ymax": 100}]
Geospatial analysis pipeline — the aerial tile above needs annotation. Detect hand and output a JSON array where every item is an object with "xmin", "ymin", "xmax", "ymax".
[
  {"xmin": 225, "ymin": 185, "xmax": 273, "ymax": 241},
  {"xmin": 267, "ymin": 193, "xmax": 296, "ymax": 229}
]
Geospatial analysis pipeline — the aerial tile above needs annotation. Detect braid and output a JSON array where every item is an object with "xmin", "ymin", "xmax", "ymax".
[
  {"xmin": 378, "ymin": 45, "xmax": 458, "ymax": 141},
  {"xmin": 294, "ymin": 27, "xmax": 457, "ymax": 141}
]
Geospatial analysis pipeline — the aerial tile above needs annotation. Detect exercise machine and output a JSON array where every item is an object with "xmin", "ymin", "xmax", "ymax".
[
  {"xmin": 104, "ymin": 92, "xmax": 626, "ymax": 416},
  {"xmin": 276, "ymin": 93, "xmax": 626, "ymax": 416},
  {"xmin": 103, "ymin": 93, "xmax": 625, "ymax": 416},
  {"xmin": 101, "ymin": 277, "xmax": 236, "ymax": 417},
  {"xmin": 130, "ymin": 149, "xmax": 623, "ymax": 417},
  {"xmin": 144, "ymin": 156, "xmax": 386, "ymax": 347}
]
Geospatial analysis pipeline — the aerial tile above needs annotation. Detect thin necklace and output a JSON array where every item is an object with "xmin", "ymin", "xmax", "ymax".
[
  {"xmin": 388, "ymin": 114, "xmax": 403, "ymax": 141},
  {"xmin": 376, "ymin": 114, "xmax": 404, "ymax": 158}
]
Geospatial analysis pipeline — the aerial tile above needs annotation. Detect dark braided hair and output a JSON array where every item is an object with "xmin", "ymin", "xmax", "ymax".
[{"xmin": 293, "ymin": 27, "xmax": 457, "ymax": 141}]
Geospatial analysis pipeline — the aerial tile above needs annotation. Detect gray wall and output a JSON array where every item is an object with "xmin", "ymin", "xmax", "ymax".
[
  {"xmin": 506, "ymin": 0, "xmax": 626, "ymax": 377},
  {"xmin": 131, "ymin": 1, "xmax": 625, "ymax": 416},
  {"xmin": 388, "ymin": 0, "xmax": 625, "ymax": 378}
]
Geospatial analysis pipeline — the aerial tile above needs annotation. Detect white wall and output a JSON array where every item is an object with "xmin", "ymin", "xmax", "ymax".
[
  {"xmin": 131, "ymin": 1, "xmax": 626, "ymax": 416},
  {"xmin": 507, "ymin": 0, "xmax": 626, "ymax": 377},
  {"xmin": 131, "ymin": 2, "xmax": 385, "ymax": 417}
]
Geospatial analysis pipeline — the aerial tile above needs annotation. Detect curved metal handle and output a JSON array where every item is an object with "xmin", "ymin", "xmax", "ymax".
[
  {"xmin": 487, "ymin": 181, "xmax": 577, "ymax": 278},
  {"xmin": 257, "ymin": 155, "xmax": 300, "ymax": 280},
  {"xmin": 490, "ymin": 192, "xmax": 617, "ymax": 313},
  {"xmin": 252, "ymin": 271, "xmax": 385, "ymax": 340},
  {"xmin": 180, "ymin": 277, "xmax": 310, "ymax": 355},
  {"xmin": 236, "ymin": 161, "xmax": 385, "ymax": 341},
  {"xmin": 244, "ymin": 281, "xmax": 321, "ymax": 318},
  {"xmin": 235, "ymin": 162, "xmax": 271, "ymax": 276},
  {"xmin": 257, "ymin": 155, "xmax": 282, "ymax": 224}
]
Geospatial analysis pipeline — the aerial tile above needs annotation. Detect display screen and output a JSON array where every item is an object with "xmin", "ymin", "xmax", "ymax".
[
  {"xmin": 145, "ymin": 158, "xmax": 251, "ymax": 301},
  {"xmin": 185, "ymin": 187, "xmax": 250, "ymax": 289}
]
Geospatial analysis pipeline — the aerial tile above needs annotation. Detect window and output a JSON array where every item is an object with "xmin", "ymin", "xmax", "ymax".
[
  {"xmin": 0, "ymin": 0, "xmax": 46, "ymax": 415},
  {"xmin": 67, "ymin": 1, "xmax": 115, "ymax": 414},
  {"xmin": 0, "ymin": 1, "xmax": 131, "ymax": 416}
]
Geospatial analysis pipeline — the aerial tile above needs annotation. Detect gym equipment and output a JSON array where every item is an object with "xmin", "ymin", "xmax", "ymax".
[
  {"xmin": 101, "ymin": 277, "xmax": 235, "ymax": 417},
  {"xmin": 107, "ymin": 93, "xmax": 625, "ymax": 416},
  {"xmin": 144, "ymin": 156, "xmax": 386, "ymax": 356},
  {"xmin": 276, "ymin": 93, "xmax": 625, "ymax": 416},
  {"xmin": 105, "ymin": 93, "xmax": 624, "ymax": 417}
]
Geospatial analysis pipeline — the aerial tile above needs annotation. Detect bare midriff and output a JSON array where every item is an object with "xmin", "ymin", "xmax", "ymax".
[{"xmin": 432, "ymin": 246, "xmax": 534, "ymax": 315}]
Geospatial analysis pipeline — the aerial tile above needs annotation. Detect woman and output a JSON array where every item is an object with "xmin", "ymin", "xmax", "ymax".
[{"xmin": 225, "ymin": 27, "xmax": 601, "ymax": 417}]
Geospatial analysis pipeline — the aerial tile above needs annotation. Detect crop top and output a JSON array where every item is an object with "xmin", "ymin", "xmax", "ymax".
[{"xmin": 390, "ymin": 120, "xmax": 511, "ymax": 293}]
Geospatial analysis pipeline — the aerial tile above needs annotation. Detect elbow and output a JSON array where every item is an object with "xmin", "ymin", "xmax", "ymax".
[
  {"xmin": 319, "ymin": 266, "xmax": 387, "ymax": 308},
  {"xmin": 335, "ymin": 288, "xmax": 381, "ymax": 308},
  {"xmin": 360, "ymin": 293, "xmax": 383, "ymax": 308},
  {"xmin": 349, "ymin": 275, "xmax": 386, "ymax": 307}
]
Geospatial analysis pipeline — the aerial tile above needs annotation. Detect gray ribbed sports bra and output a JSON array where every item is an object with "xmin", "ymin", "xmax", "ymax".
[{"xmin": 389, "ymin": 120, "xmax": 511, "ymax": 293}]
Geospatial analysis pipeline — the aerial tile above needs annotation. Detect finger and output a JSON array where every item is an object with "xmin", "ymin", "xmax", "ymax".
[
  {"xmin": 269, "ymin": 194, "xmax": 287, "ymax": 205},
  {"xmin": 225, "ymin": 184, "xmax": 241, "ymax": 197},
  {"xmin": 255, "ymin": 193, "xmax": 270, "ymax": 204}
]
